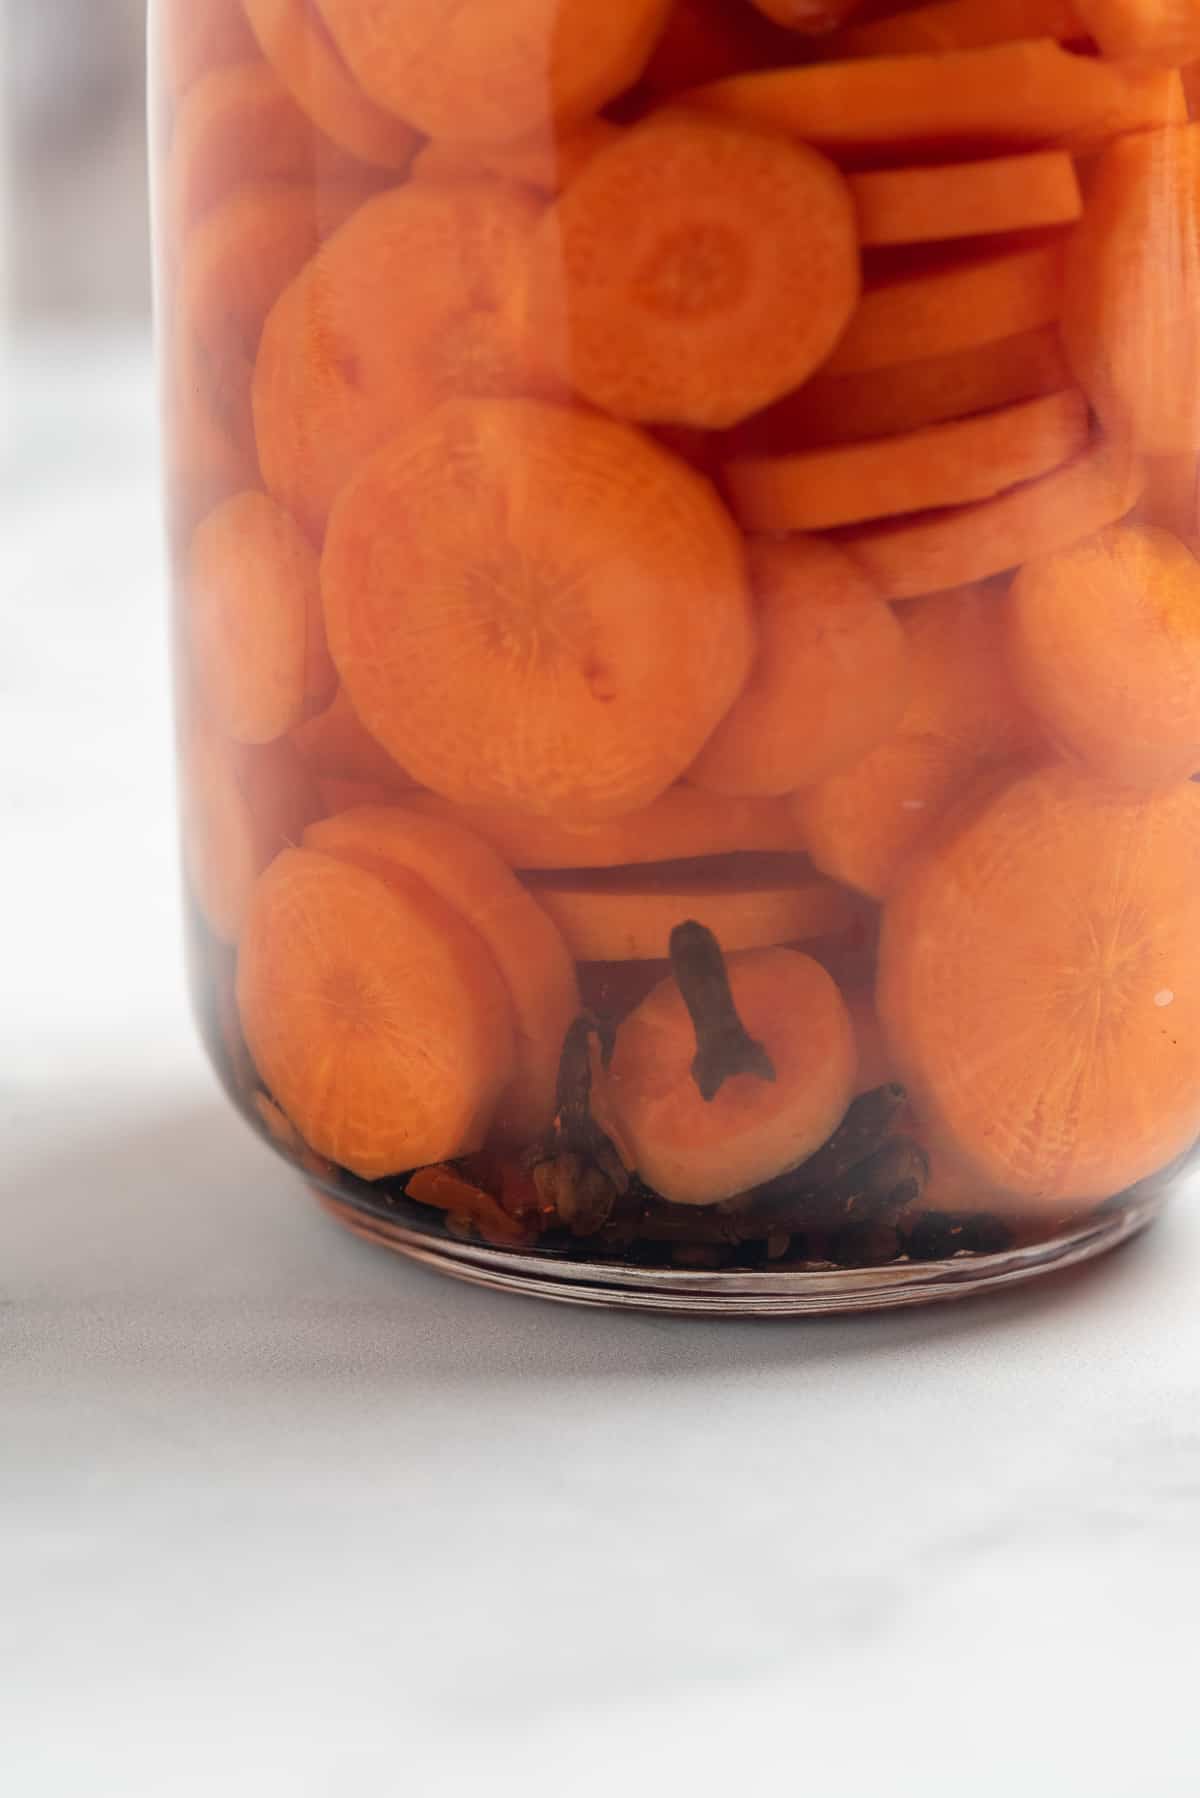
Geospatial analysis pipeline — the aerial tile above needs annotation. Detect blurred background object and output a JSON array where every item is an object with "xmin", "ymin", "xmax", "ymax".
[{"xmin": 5, "ymin": 0, "xmax": 151, "ymax": 323}]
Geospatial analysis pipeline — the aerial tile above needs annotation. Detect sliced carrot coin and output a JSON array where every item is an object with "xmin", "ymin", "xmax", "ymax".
[
  {"xmin": 840, "ymin": 439, "xmax": 1145, "ymax": 599},
  {"xmin": 237, "ymin": 848, "xmax": 516, "ymax": 1178},
  {"xmin": 823, "ymin": 241, "xmax": 1064, "ymax": 378},
  {"xmin": 253, "ymin": 178, "xmax": 548, "ymax": 533},
  {"xmin": 414, "ymin": 119, "xmax": 623, "ymax": 195},
  {"xmin": 725, "ymin": 326, "xmax": 1070, "ymax": 457},
  {"xmin": 1008, "ymin": 522, "xmax": 1200, "ymax": 787},
  {"xmin": 314, "ymin": 0, "xmax": 673, "ymax": 144},
  {"xmin": 1062, "ymin": 123, "xmax": 1200, "ymax": 456},
  {"xmin": 848, "ymin": 151, "xmax": 1081, "ymax": 246},
  {"xmin": 322, "ymin": 398, "xmax": 755, "ymax": 823},
  {"xmin": 188, "ymin": 490, "xmax": 324, "ymax": 744},
  {"xmin": 603, "ymin": 942, "xmax": 857, "ymax": 1204},
  {"xmin": 159, "ymin": 0, "xmax": 258, "ymax": 98},
  {"xmin": 181, "ymin": 721, "xmax": 318, "ymax": 943},
  {"xmin": 877, "ymin": 764, "xmax": 1200, "ymax": 1203},
  {"xmin": 686, "ymin": 39, "xmax": 1182, "ymax": 152},
  {"xmin": 836, "ymin": 0, "xmax": 1081, "ymax": 57},
  {"xmin": 1074, "ymin": 0, "xmax": 1200, "ymax": 64},
  {"xmin": 390, "ymin": 787, "xmax": 803, "ymax": 867},
  {"xmin": 522, "ymin": 855, "xmax": 859, "ymax": 960},
  {"xmin": 302, "ymin": 804, "xmax": 580, "ymax": 1141},
  {"xmin": 687, "ymin": 537, "xmax": 910, "ymax": 796},
  {"xmin": 726, "ymin": 390, "xmax": 1088, "ymax": 531},
  {"xmin": 527, "ymin": 110, "xmax": 859, "ymax": 429},
  {"xmin": 242, "ymin": 0, "xmax": 421, "ymax": 169},
  {"xmin": 290, "ymin": 685, "xmax": 416, "ymax": 787}
]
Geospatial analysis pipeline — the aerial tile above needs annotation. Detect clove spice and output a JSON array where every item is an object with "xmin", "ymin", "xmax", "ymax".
[{"xmin": 669, "ymin": 919, "xmax": 776, "ymax": 1102}]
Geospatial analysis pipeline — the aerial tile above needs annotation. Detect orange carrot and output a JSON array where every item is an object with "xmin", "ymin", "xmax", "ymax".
[
  {"xmin": 823, "ymin": 241, "xmax": 1065, "ymax": 377},
  {"xmin": 188, "ymin": 490, "xmax": 326, "ymax": 744},
  {"xmin": 253, "ymin": 178, "xmax": 548, "ymax": 533},
  {"xmin": 839, "ymin": 439, "xmax": 1145, "ymax": 599},
  {"xmin": 603, "ymin": 939, "xmax": 857, "ymax": 1203},
  {"xmin": 242, "ymin": 0, "xmax": 421, "ymax": 169},
  {"xmin": 721, "ymin": 325, "xmax": 1071, "ymax": 454},
  {"xmin": 321, "ymin": 398, "xmax": 755, "ymax": 823},
  {"xmin": 686, "ymin": 39, "xmax": 1183, "ymax": 152},
  {"xmin": 391, "ymin": 787, "xmax": 804, "ymax": 867},
  {"xmin": 1008, "ymin": 522, "xmax": 1200, "ymax": 787},
  {"xmin": 290, "ymin": 685, "xmax": 416, "ymax": 787},
  {"xmin": 1062, "ymin": 123, "xmax": 1200, "ymax": 455},
  {"xmin": 527, "ymin": 109, "xmax": 859, "ymax": 429},
  {"xmin": 725, "ymin": 390, "xmax": 1089, "ymax": 530},
  {"xmin": 314, "ymin": 0, "xmax": 674, "ymax": 143},
  {"xmin": 836, "ymin": 0, "xmax": 1081, "ymax": 57},
  {"xmin": 848, "ymin": 151, "xmax": 1081, "ymax": 245},
  {"xmin": 877, "ymin": 764, "xmax": 1200, "ymax": 1203},
  {"xmin": 687, "ymin": 537, "xmax": 910, "ymax": 794},
  {"xmin": 302, "ymin": 806, "xmax": 579, "ymax": 1142},
  {"xmin": 522, "ymin": 855, "xmax": 860, "ymax": 960},
  {"xmin": 237, "ymin": 848, "xmax": 516, "ymax": 1177}
]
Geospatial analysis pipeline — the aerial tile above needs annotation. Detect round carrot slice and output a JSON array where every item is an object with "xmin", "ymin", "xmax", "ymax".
[
  {"xmin": 835, "ymin": 0, "xmax": 1080, "ymax": 57},
  {"xmin": 725, "ymin": 391, "xmax": 1089, "ymax": 532},
  {"xmin": 237, "ymin": 848, "xmax": 516, "ymax": 1178},
  {"xmin": 1008, "ymin": 523, "xmax": 1200, "ymax": 787},
  {"xmin": 522, "ymin": 855, "xmax": 859, "ymax": 960},
  {"xmin": 313, "ymin": 0, "xmax": 673, "ymax": 144},
  {"xmin": 823, "ymin": 242, "xmax": 1065, "ymax": 379},
  {"xmin": 604, "ymin": 941, "xmax": 857, "ymax": 1204},
  {"xmin": 527, "ymin": 110, "xmax": 859, "ymax": 429},
  {"xmin": 687, "ymin": 537, "xmax": 910, "ymax": 796},
  {"xmin": 188, "ymin": 491, "xmax": 323, "ymax": 744},
  {"xmin": 290, "ymin": 685, "xmax": 415, "ymax": 787},
  {"xmin": 848, "ymin": 152, "xmax": 1081, "ymax": 247},
  {"xmin": 242, "ymin": 0, "xmax": 420, "ymax": 170},
  {"xmin": 253, "ymin": 178, "xmax": 547, "ymax": 533},
  {"xmin": 159, "ymin": 0, "xmax": 258, "ymax": 98},
  {"xmin": 302, "ymin": 804, "xmax": 580, "ymax": 1141},
  {"xmin": 841, "ymin": 439, "xmax": 1145, "ymax": 599},
  {"xmin": 877, "ymin": 764, "xmax": 1200, "ymax": 1204},
  {"xmin": 391, "ymin": 787, "xmax": 803, "ymax": 867},
  {"xmin": 321, "ymin": 398, "xmax": 755, "ymax": 823},
  {"xmin": 724, "ymin": 326, "xmax": 1070, "ymax": 456},
  {"xmin": 1062, "ymin": 123, "xmax": 1200, "ymax": 456}
]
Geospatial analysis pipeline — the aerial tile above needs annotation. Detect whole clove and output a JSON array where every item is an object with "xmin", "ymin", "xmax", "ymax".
[{"xmin": 669, "ymin": 919, "xmax": 776, "ymax": 1101}]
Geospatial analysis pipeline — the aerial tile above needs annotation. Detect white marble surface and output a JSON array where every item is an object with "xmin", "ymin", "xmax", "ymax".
[{"xmin": 4, "ymin": 334, "xmax": 1200, "ymax": 1796}]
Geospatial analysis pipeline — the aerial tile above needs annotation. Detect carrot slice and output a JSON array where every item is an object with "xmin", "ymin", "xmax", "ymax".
[
  {"xmin": 390, "ymin": 787, "xmax": 803, "ymax": 867},
  {"xmin": 823, "ymin": 242, "xmax": 1065, "ymax": 378},
  {"xmin": 848, "ymin": 151, "xmax": 1081, "ymax": 246},
  {"xmin": 603, "ymin": 944, "xmax": 857, "ymax": 1204},
  {"xmin": 877, "ymin": 764, "xmax": 1200, "ymax": 1203},
  {"xmin": 527, "ymin": 110, "xmax": 858, "ymax": 429},
  {"xmin": 840, "ymin": 439, "xmax": 1145, "ymax": 599},
  {"xmin": 686, "ymin": 39, "xmax": 1182, "ymax": 153},
  {"xmin": 237, "ymin": 848, "xmax": 516, "ymax": 1178},
  {"xmin": 314, "ymin": 0, "xmax": 673, "ymax": 143},
  {"xmin": 414, "ymin": 119, "xmax": 623, "ymax": 195},
  {"xmin": 181, "ymin": 722, "xmax": 318, "ymax": 943},
  {"xmin": 726, "ymin": 390, "xmax": 1088, "ymax": 532},
  {"xmin": 836, "ymin": 0, "xmax": 1081, "ymax": 57},
  {"xmin": 253, "ymin": 178, "xmax": 547, "ymax": 533},
  {"xmin": 290, "ymin": 685, "xmax": 416, "ymax": 788},
  {"xmin": 159, "ymin": 0, "xmax": 258, "ymax": 98},
  {"xmin": 302, "ymin": 805, "xmax": 580, "ymax": 1141},
  {"xmin": 187, "ymin": 491, "xmax": 325, "ymax": 744},
  {"xmin": 1062, "ymin": 123, "xmax": 1200, "ymax": 456},
  {"xmin": 687, "ymin": 537, "xmax": 910, "ymax": 796},
  {"xmin": 322, "ymin": 398, "xmax": 754, "ymax": 823},
  {"xmin": 1074, "ymin": 0, "xmax": 1200, "ymax": 64},
  {"xmin": 522, "ymin": 855, "xmax": 859, "ymax": 960},
  {"xmin": 723, "ymin": 326, "xmax": 1070, "ymax": 455},
  {"xmin": 1008, "ymin": 523, "xmax": 1200, "ymax": 787},
  {"xmin": 242, "ymin": 0, "xmax": 421, "ymax": 169}
]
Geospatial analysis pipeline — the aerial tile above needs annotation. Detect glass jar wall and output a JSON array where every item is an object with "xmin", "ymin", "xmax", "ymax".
[{"xmin": 153, "ymin": 0, "xmax": 1200, "ymax": 1313}]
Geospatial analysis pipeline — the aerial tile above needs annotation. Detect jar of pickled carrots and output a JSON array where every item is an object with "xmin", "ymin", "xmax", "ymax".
[{"xmin": 152, "ymin": 0, "xmax": 1200, "ymax": 1314}]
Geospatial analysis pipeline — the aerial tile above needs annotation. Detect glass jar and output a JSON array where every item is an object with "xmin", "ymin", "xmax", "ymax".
[{"xmin": 152, "ymin": 0, "xmax": 1200, "ymax": 1314}]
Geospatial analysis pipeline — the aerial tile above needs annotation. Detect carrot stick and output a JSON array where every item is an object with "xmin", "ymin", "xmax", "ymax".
[
  {"xmin": 848, "ymin": 151, "xmax": 1081, "ymax": 245},
  {"xmin": 835, "ymin": 0, "xmax": 1081, "ymax": 57}
]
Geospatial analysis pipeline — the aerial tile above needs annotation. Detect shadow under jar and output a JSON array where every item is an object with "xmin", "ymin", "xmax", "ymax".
[{"xmin": 152, "ymin": 0, "xmax": 1200, "ymax": 1314}]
